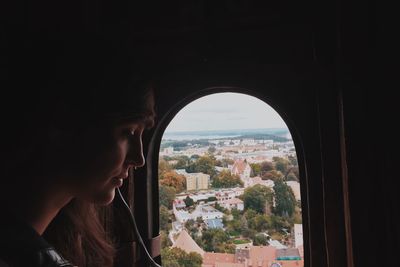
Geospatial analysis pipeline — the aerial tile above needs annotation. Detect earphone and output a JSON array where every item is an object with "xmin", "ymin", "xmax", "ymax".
[{"xmin": 116, "ymin": 187, "xmax": 162, "ymax": 267}]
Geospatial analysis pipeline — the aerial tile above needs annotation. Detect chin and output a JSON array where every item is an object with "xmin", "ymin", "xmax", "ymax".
[{"xmin": 92, "ymin": 189, "xmax": 116, "ymax": 206}]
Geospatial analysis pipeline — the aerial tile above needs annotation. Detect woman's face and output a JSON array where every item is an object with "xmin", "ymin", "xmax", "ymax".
[{"xmin": 60, "ymin": 118, "xmax": 151, "ymax": 205}]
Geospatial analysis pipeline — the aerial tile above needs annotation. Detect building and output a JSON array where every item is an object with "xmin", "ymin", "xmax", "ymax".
[
  {"xmin": 294, "ymin": 224, "xmax": 303, "ymax": 248},
  {"xmin": 202, "ymin": 252, "xmax": 240, "ymax": 267},
  {"xmin": 220, "ymin": 197, "xmax": 244, "ymax": 211},
  {"xmin": 172, "ymin": 230, "xmax": 205, "ymax": 257},
  {"xmin": 173, "ymin": 204, "xmax": 224, "ymax": 223},
  {"xmin": 245, "ymin": 176, "xmax": 274, "ymax": 189},
  {"xmin": 286, "ymin": 181, "xmax": 301, "ymax": 201},
  {"xmin": 231, "ymin": 159, "xmax": 252, "ymax": 180},
  {"xmin": 204, "ymin": 218, "xmax": 224, "ymax": 229},
  {"xmin": 177, "ymin": 169, "xmax": 210, "ymax": 191}
]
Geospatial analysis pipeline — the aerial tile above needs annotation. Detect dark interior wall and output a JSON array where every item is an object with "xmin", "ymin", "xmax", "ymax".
[
  {"xmin": 131, "ymin": 2, "xmax": 344, "ymax": 267},
  {"xmin": 133, "ymin": 1, "xmax": 398, "ymax": 267},
  {"xmin": 2, "ymin": 1, "xmax": 397, "ymax": 267}
]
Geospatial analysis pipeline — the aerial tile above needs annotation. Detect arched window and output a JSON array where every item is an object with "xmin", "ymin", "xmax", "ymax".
[{"xmin": 157, "ymin": 92, "xmax": 304, "ymax": 267}]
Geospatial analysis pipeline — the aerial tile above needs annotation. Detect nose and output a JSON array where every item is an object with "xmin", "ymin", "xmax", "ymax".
[{"xmin": 125, "ymin": 132, "xmax": 145, "ymax": 168}]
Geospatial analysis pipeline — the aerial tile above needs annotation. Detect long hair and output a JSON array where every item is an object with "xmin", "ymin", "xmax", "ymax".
[{"xmin": 44, "ymin": 200, "xmax": 115, "ymax": 267}]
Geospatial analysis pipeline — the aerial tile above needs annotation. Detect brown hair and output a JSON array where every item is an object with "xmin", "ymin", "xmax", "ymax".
[{"xmin": 44, "ymin": 200, "xmax": 115, "ymax": 267}]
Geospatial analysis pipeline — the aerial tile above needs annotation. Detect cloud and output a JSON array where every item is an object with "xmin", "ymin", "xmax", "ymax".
[{"xmin": 165, "ymin": 93, "xmax": 287, "ymax": 132}]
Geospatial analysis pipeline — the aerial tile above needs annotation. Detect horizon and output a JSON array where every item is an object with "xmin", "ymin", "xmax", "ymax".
[{"xmin": 164, "ymin": 127, "xmax": 288, "ymax": 134}]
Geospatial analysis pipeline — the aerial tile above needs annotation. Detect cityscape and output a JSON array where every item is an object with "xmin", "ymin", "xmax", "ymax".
[{"xmin": 158, "ymin": 128, "xmax": 304, "ymax": 267}]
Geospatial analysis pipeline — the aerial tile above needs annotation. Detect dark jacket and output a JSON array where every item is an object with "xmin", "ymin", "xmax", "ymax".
[{"xmin": 0, "ymin": 214, "xmax": 74, "ymax": 267}]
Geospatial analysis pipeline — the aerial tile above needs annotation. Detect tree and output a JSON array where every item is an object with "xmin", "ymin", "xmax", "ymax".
[
  {"xmin": 231, "ymin": 208, "xmax": 242, "ymax": 220},
  {"xmin": 159, "ymin": 185, "xmax": 176, "ymax": 209},
  {"xmin": 190, "ymin": 154, "xmax": 200, "ymax": 160},
  {"xmin": 173, "ymin": 155, "xmax": 190, "ymax": 169},
  {"xmin": 242, "ymin": 184, "xmax": 274, "ymax": 214},
  {"xmin": 286, "ymin": 171, "xmax": 299, "ymax": 182},
  {"xmin": 161, "ymin": 247, "xmax": 202, "ymax": 267},
  {"xmin": 286, "ymin": 167, "xmax": 300, "ymax": 182},
  {"xmin": 273, "ymin": 157, "xmax": 290, "ymax": 174},
  {"xmin": 184, "ymin": 196, "xmax": 194, "ymax": 207},
  {"xmin": 160, "ymin": 230, "xmax": 172, "ymax": 249},
  {"xmin": 273, "ymin": 179, "xmax": 296, "ymax": 217},
  {"xmin": 208, "ymin": 146, "xmax": 216, "ymax": 153},
  {"xmin": 253, "ymin": 234, "xmax": 269, "ymax": 246},
  {"xmin": 201, "ymin": 228, "xmax": 230, "ymax": 252},
  {"xmin": 250, "ymin": 163, "xmax": 261, "ymax": 177},
  {"xmin": 160, "ymin": 205, "xmax": 170, "ymax": 231},
  {"xmin": 260, "ymin": 161, "xmax": 274, "ymax": 173},
  {"xmin": 159, "ymin": 158, "xmax": 172, "ymax": 174},
  {"xmin": 248, "ymin": 214, "xmax": 270, "ymax": 232},
  {"xmin": 212, "ymin": 170, "xmax": 243, "ymax": 188},
  {"xmin": 185, "ymin": 219, "xmax": 197, "ymax": 236},
  {"xmin": 288, "ymin": 155, "xmax": 298, "ymax": 166},
  {"xmin": 261, "ymin": 170, "xmax": 283, "ymax": 181},
  {"xmin": 159, "ymin": 170, "xmax": 186, "ymax": 193},
  {"xmin": 186, "ymin": 155, "xmax": 217, "ymax": 178}
]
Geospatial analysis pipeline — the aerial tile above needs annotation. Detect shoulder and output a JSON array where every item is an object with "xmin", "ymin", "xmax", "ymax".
[{"xmin": 0, "ymin": 217, "xmax": 74, "ymax": 267}]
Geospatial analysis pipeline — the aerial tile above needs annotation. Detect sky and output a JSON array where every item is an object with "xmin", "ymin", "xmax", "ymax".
[{"xmin": 164, "ymin": 93, "xmax": 288, "ymax": 132}]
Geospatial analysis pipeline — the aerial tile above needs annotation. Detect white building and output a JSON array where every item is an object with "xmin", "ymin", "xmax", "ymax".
[
  {"xmin": 245, "ymin": 177, "xmax": 274, "ymax": 189},
  {"xmin": 286, "ymin": 181, "xmax": 301, "ymax": 201},
  {"xmin": 294, "ymin": 224, "xmax": 303, "ymax": 248},
  {"xmin": 220, "ymin": 197, "xmax": 244, "ymax": 211},
  {"xmin": 173, "ymin": 204, "xmax": 224, "ymax": 223}
]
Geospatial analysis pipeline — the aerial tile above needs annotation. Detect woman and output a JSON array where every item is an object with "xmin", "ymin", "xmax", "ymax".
[
  {"xmin": 0, "ymin": 86, "xmax": 156, "ymax": 266},
  {"xmin": 0, "ymin": 4, "xmax": 156, "ymax": 264}
]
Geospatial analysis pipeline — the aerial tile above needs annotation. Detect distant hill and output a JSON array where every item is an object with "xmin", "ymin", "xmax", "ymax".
[
  {"xmin": 227, "ymin": 133, "xmax": 289, "ymax": 142},
  {"xmin": 163, "ymin": 128, "xmax": 289, "ymax": 139},
  {"xmin": 161, "ymin": 128, "xmax": 290, "ymax": 149}
]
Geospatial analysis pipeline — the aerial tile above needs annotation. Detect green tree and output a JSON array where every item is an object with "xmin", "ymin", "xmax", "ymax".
[
  {"xmin": 273, "ymin": 157, "xmax": 290, "ymax": 174},
  {"xmin": 160, "ymin": 205, "xmax": 170, "ymax": 231},
  {"xmin": 212, "ymin": 170, "xmax": 243, "ymax": 188},
  {"xmin": 273, "ymin": 179, "xmax": 296, "ymax": 217},
  {"xmin": 250, "ymin": 163, "xmax": 261, "ymax": 177},
  {"xmin": 184, "ymin": 219, "xmax": 197, "ymax": 236},
  {"xmin": 159, "ymin": 185, "xmax": 176, "ymax": 209},
  {"xmin": 161, "ymin": 247, "xmax": 202, "ymax": 267},
  {"xmin": 242, "ymin": 185, "xmax": 274, "ymax": 214},
  {"xmin": 160, "ymin": 230, "xmax": 172, "ymax": 249},
  {"xmin": 184, "ymin": 196, "xmax": 194, "ymax": 207},
  {"xmin": 201, "ymin": 228, "xmax": 230, "ymax": 252},
  {"xmin": 173, "ymin": 155, "xmax": 190, "ymax": 169},
  {"xmin": 231, "ymin": 208, "xmax": 242, "ymax": 220},
  {"xmin": 253, "ymin": 234, "xmax": 269, "ymax": 246},
  {"xmin": 248, "ymin": 214, "xmax": 270, "ymax": 232},
  {"xmin": 186, "ymin": 155, "xmax": 217, "ymax": 178}
]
